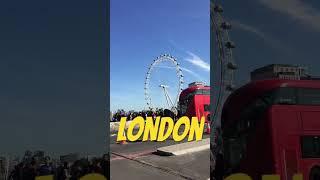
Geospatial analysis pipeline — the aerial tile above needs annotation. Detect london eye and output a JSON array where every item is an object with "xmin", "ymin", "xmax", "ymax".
[
  {"xmin": 211, "ymin": 0, "xmax": 237, "ymax": 173},
  {"xmin": 144, "ymin": 54, "xmax": 184, "ymax": 114}
]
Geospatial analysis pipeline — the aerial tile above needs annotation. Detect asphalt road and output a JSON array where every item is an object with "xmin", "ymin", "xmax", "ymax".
[
  {"xmin": 110, "ymin": 149, "xmax": 210, "ymax": 180},
  {"xmin": 110, "ymin": 131, "xmax": 210, "ymax": 154},
  {"xmin": 110, "ymin": 132, "xmax": 210, "ymax": 180}
]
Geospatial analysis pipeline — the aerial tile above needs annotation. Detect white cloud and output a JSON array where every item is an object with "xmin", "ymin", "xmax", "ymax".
[
  {"xmin": 168, "ymin": 39, "xmax": 187, "ymax": 53},
  {"xmin": 231, "ymin": 21, "xmax": 291, "ymax": 53},
  {"xmin": 185, "ymin": 52, "xmax": 210, "ymax": 72},
  {"xmin": 232, "ymin": 21, "xmax": 267, "ymax": 39},
  {"xmin": 180, "ymin": 67, "xmax": 204, "ymax": 80},
  {"xmin": 154, "ymin": 65, "xmax": 205, "ymax": 82},
  {"xmin": 258, "ymin": 0, "xmax": 320, "ymax": 31}
]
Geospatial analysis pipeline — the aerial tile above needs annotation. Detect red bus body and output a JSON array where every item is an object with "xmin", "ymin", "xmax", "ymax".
[
  {"xmin": 221, "ymin": 79, "xmax": 320, "ymax": 179},
  {"xmin": 178, "ymin": 82, "xmax": 210, "ymax": 122}
]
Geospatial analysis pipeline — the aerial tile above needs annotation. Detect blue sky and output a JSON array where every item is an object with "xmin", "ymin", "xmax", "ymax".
[
  {"xmin": 111, "ymin": 0, "xmax": 210, "ymax": 111},
  {"xmin": 0, "ymin": 0, "xmax": 107, "ymax": 155},
  {"xmin": 221, "ymin": 0, "xmax": 320, "ymax": 85}
]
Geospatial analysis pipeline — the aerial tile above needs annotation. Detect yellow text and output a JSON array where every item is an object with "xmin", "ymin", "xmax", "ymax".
[{"xmin": 117, "ymin": 116, "xmax": 205, "ymax": 142}]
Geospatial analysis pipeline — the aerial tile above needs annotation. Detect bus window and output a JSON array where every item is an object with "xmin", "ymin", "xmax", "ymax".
[
  {"xmin": 190, "ymin": 89, "xmax": 210, "ymax": 96},
  {"xmin": 224, "ymin": 94, "xmax": 275, "ymax": 168},
  {"xmin": 298, "ymin": 88, "xmax": 320, "ymax": 105},
  {"xmin": 199, "ymin": 89, "xmax": 210, "ymax": 95},
  {"xmin": 273, "ymin": 87, "xmax": 320, "ymax": 105},
  {"xmin": 240, "ymin": 96, "xmax": 271, "ymax": 132},
  {"xmin": 179, "ymin": 100, "xmax": 188, "ymax": 115},
  {"xmin": 224, "ymin": 134, "xmax": 248, "ymax": 170},
  {"xmin": 301, "ymin": 136, "xmax": 320, "ymax": 158},
  {"xmin": 274, "ymin": 88, "xmax": 297, "ymax": 105},
  {"xmin": 223, "ymin": 90, "xmax": 280, "ymax": 172},
  {"xmin": 225, "ymin": 138, "xmax": 242, "ymax": 168}
]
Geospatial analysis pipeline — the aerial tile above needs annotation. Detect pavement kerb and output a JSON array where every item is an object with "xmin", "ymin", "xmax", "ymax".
[{"xmin": 156, "ymin": 138, "xmax": 210, "ymax": 156}]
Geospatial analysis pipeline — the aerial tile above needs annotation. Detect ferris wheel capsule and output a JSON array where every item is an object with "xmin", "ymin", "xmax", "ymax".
[
  {"xmin": 213, "ymin": 5, "xmax": 223, "ymax": 13},
  {"xmin": 225, "ymin": 41, "xmax": 236, "ymax": 48},
  {"xmin": 226, "ymin": 84, "xmax": 236, "ymax": 91},
  {"xmin": 227, "ymin": 62, "xmax": 238, "ymax": 70},
  {"xmin": 221, "ymin": 22, "xmax": 232, "ymax": 30}
]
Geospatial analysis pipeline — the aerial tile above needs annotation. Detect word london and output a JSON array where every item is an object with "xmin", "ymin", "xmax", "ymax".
[{"xmin": 116, "ymin": 116, "xmax": 205, "ymax": 142}]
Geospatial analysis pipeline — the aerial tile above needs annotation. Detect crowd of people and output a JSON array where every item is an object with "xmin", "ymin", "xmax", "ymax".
[
  {"xmin": 7, "ymin": 153, "xmax": 109, "ymax": 180},
  {"xmin": 110, "ymin": 108, "xmax": 177, "ymax": 122}
]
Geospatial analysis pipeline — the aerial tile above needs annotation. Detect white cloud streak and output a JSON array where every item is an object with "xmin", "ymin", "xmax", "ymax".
[
  {"xmin": 185, "ymin": 52, "xmax": 210, "ymax": 72},
  {"xmin": 258, "ymin": 0, "xmax": 320, "ymax": 31},
  {"xmin": 180, "ymin": 67, "xmax": 204, "ymax": 81},
  {"xmin": 232, "ymin": 21, "xmax": 268, "ymax": 39},
  {"xmin": 168, "ymin": 39, "xmax": 187, "ymax": 54},
  {"xmin": 231, "ymin": 21, "xmax": 291, "ymax": 53},
  {"xmin": 154, "ymin": 65, "xmax": 205, "ymax": 81}
]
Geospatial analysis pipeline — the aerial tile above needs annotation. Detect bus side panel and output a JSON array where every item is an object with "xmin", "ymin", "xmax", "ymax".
[
  {"xmin": 239, "ymin": 112, "xmax": 274, "ymax": 179},
  {"xmin": 193, "ymin": 94, "xmax": 210, "ymax": 122},
  {"xmin": 301, "ymin": 110, "xmax": 320, "ymax": 131},
  {"xmin": 271, "ymin": 106, "xmax": 300, "ymax": 180},
  {"xmin": 186, "ymin": 97, "xmax": 195, "ymax": 118},
  {"xmin": 298, "ymin": 108, "xmax": 320, "ymax": 180},
  {"xmin": 270, "ymin": 108, "xmax": 280, "ymax": 175},
  {"xmin": 194, "ymin": 95, "xmax": 203, "ymax": 120}
]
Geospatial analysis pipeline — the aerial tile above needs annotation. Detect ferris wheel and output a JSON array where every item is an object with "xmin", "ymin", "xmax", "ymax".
[
  {"xmin": 211, "ymin": 1, "xmax": 237, "ymax": 129},
  {"xmin": 144, "ymin": 54, "xmax": 184, "ymax": 113},
  {"xmin": 211, "ymin": 0, "xmax": 237, "ymax": 172}
]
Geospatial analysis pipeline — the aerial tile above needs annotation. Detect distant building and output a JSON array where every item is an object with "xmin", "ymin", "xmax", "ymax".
[{"xmin": 251, "ymin": 64, "xmax": 307, "ymax": 81}]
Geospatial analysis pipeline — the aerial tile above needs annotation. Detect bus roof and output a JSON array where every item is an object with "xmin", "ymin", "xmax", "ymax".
[
  {"xmin": 179, "ymin": 85, "xmax": 210, "ymax": 99},
  {"xmin": 222, "ymin": 79, "xmax": 320, "ymax": 126}
]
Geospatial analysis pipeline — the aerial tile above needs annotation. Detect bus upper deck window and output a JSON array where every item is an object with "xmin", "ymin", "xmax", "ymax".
[
  {"xmin": 298, "ymin": 88, "xmax": 320, "ymax": 105},
  {"xmin": 274, "ymin": 87, "xmax": 297, "ymax": 105}
]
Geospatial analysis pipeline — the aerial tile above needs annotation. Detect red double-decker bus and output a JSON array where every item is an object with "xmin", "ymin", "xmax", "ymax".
[
  {"xmin": 178, "ymin": 82, "xmax": 210, "ymax": 122},
  {"xmin": 221, "ymin": 79, "xmax": 320, "ymax": 180}
]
